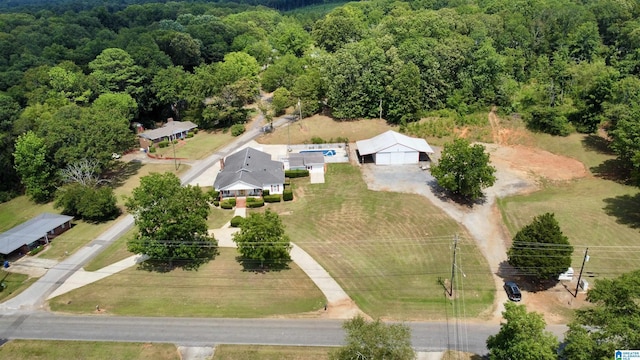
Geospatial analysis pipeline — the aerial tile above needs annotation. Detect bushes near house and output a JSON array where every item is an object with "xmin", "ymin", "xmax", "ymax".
[
  {"xmin": 220, "ymin": 200, "xmax": 234, "ymax": 209},
  {"xmin": 148, "ymin": 146, "xmax": 156, "ymax": 153},
  {"xmin": 227, "ymin": 198, "xmax": 236, "ymax": 206},
  {"xmin": 230, "ymin": 216, "xmax": 244, "ymax": 227},
  {"xmin": 208, "ymin": 189, "xmax": 220, "ymax": 202},
  {"xmin": 213, "ymin": 200, "xmax": 219, "ymax": 207},
  {"xmin": 158, "ymin": 140, "xmax": 169, "ymax": 148},
  {"xmin": 29, "ymin": 246, "xmax": 43, "ymax": 256},
  {"xmin": 186, "ymin": 132, "xmax": 194, "ymax": 138},
  {"xmin": 285, "ymin": 169, "xmax": 309, "ymax": 178},
  {"xmin": 264, "ymin": 194, "xmax": 281, "ymax": 203},
  {"xmin": 283, "ymin": 189, "xmax": 293, "ymax": 201},
  {"xmin": 247, "ymin": 198, "xmax": 264, "ymax": 208},
  {"xmin": 262, "ymin": 189, "xmax": 270, "ymax": 196},
  {"xmin": 230, "ymin": 124, "xmax": 245, "ymax": 137}
]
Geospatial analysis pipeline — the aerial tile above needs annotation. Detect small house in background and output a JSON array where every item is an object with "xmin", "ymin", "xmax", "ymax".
[
  {"xmin": 214, "ymin": 147, "xmax": 285, "ymax": 198},
  {"xmin": 138, "ymin": 119, "xmax": 198, "ymax": 152},
  {"xmin": 356, "ymin": 130, "xmax": 434, "ymax": 165},
  {"xmin": 0, "ymin": 213, "xmax": 73, "ymax": 257}
]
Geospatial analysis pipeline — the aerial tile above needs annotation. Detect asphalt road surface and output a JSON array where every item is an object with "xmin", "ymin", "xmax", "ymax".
[{"xmin": 0, "ymin": 313, "xmax": 568, "ymax": 353}]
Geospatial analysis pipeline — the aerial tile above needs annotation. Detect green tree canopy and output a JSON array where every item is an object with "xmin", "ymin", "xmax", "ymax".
[
  {"xmin": 486, "ymin": 302, "xmax": 559, "ymax": 360},
  {"xmin": 561, "ymin": 269, "xmax": 640, "ymax": 359},
  {"xmin": 430, "ymin": 138, "xmax": 497, "ymax": 201},
  {"xmin": 330, "ymin": 315, "xmax": 415, "ymax": 360},
  {"xmin": 507, "ymin": 212, "xmax": 573, "ymax": 283},
  {"xmin": 13, "ymin": 131, "xmax": 56, "ymax": 203},
  {"xmin": 232, "ymin": 209, "xmax": 291, "ymax": 269},
  {"xmin": 125, "ymin": 172, "xmax": 217, "ymax": 269}
]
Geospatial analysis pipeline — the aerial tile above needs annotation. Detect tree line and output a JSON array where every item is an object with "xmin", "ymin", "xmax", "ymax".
[{"xmin": 1, "ymin": 0, "xmax": 639, "ymax": 202}]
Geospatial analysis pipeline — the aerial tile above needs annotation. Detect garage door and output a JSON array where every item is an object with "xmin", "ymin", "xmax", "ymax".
[
  {"xmin": 390, "ymin": 152, "xmax": 405, "ymax": 164},
  {"xmin": 375, "ymin": 153, "xmax": 391, "ymax": 165}
]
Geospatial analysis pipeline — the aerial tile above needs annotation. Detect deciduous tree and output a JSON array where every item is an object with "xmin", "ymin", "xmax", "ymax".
[
  {"xmin": 487, "ymin": 302, "xmax": 559, "ymax": 360},
  {"xmin": 125, "ymin": 172, "xmax": 217, "ymax": 268},
  {"xmin": 561, "ymin": 269, "xmax": 640, "ymax": 359},
  {"xmin": 430, "ymin": 138, "xmax": 496, "ymax": 201},
  {"xmin": 13, "ymin": 131, "xmax": 56, "ymax": 203},
  {"xmin": 507, "ymin": 212, "xmax": 573, "ymax": 283},
  {"xmin": 232, "ymin": 209, "xmax": 291, "ymax": 269},
  {"xmin": 330, "ymin": 315, "xmax": 415, "ymax": 360}
]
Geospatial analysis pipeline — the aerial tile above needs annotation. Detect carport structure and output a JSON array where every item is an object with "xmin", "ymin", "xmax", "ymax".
[{"xmin": 356, "ymin": 130, "xmax": 434, "ymax": 165}]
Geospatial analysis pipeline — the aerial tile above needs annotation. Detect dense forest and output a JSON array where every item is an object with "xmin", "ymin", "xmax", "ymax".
[{"xmin": 1, "ymin": 0, "xmax": 639, "ymax": 203}]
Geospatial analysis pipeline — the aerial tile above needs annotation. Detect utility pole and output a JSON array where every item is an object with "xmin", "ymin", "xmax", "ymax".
[
  {"xmin": 574, "ymin": 247, "xmax": 589, "ymax": 297},
  {"xmin": 379, "ymin": 98, "xmax": 382, "ymax": 120},
  {"xmin": 449, "ymin": 234, "xmax": 458, "ymax": 297},
  {"xmin": 172, "ymin": 134, "xmax": 178, "ymax": 170}
]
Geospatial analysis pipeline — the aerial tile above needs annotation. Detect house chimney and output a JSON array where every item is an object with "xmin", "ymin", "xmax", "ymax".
[{"xmin": 220, "ymin": 158, "xmax": 224, "ymax": 170}]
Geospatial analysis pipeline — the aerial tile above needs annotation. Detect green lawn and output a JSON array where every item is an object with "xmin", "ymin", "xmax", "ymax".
[
  {"xmin": 252, "ymin": 164, "xmax": 495, "ymax": 320},
  {"xmin": 499, "ymin": 133, "xmax": 640, "ymax": 280},
  {"xmin": 84, "ymin": 228, "xmax": 136, "ymax": 271},
  {"xmin": 0, "ymin": 196, "xmax": 56, "ymax": 232},
  {"xmin": 0, "ymin": 340, "xmax": 179, "ymax": 360},
  {"xmin": 153, "ymin": 130, "xmax": 233, "ymax": 159},
  {"xmin": 49, "ymin": 248, "xmax": 326, "ymax": 317},
  {"xmin": 213, "ymin": 345, "xmax": 333, "ymax": 360},
  {"xmin": 0, "ymin": 271, "xmax": 36, "ymax": 302}
]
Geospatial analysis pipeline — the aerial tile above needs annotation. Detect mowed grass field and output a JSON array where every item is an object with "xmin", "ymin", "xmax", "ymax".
[
  {"xmin": 499, "ymin": 132, "xmax": 640, "ymax": 280},
  {"xmin": 213, "ymin": 345, "xmax": 333, "ymax": 360},
  {"xmin": 152, "ymin": 130, "xmax": 233, "ymax": 159},
  {"xmin": 252, "ymin": 164, "xmax": 494, "ymax": 320},
  {"xmin": 49, "ymin": 248, "xmax": 326, "ymax": 317},
  {"xmin": 258, "ymin": 115, "xmax": 396, "ymax": 145},
  {"xmin": 0, "ymin": 340, "xmax": 179, "ymax": 360}
]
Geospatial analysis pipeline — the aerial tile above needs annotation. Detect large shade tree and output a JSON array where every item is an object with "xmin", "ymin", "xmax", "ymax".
[
  {"xmin": 487, "ymin": 302, "xmax": 559, "ymax": 360},
  {"xmin": 125, "ymin": 172, "xmax": 217, "ymax": 269},
  {"xmin": 330, "ymin": 315, "xmax": 415, "ymax": 360},
  {"xmin": 232, "ymin": 209, "xmax": 291, "ymax": 269},
  {"xmin": 430, "ymin": 138, "xmax": 496, "ymax": 201},
  {"xmin": 507, "ymin": 212, "xmax": 573, "ymax": 283},
  {"xmin": 13, "ymin": 131, "xmax": 56, "ymax": 203},
  {"xmin": 561, "ymin": 269, "xmax": 640, "ymax": 359}
]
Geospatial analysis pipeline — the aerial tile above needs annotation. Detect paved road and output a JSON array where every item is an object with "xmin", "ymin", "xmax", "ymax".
[
  {"xmin": 0, "ymin": 116, "xmax": 295, "ymax": 313},
  {"xmin": 0, "ymin": 312, "xmax": 567, "ymax": 353}
]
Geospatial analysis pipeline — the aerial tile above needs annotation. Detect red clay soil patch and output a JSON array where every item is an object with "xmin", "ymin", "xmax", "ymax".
[{"xmin": 487, "ymin": 144, "xmax": 588, "ymax": 181}]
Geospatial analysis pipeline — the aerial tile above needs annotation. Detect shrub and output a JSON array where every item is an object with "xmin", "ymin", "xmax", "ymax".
[
  {"xmin": 220, "ymin": 201, "xmax": 234, "ymax": 209},
  {"xmin": 283, "ymin": 189, "xmax": 293, "ymax": 201},
  {"xmin": 29, "ymin": 246, "xmax": 43, "ymax": 256},
  {"xmin": 311, "ymin": 136, "xmax": 325, "ymax": 144},
  {"xmin": 186, "ymin": 132, "xmax": 194, "ymax": 138},
  {"xmin": 193, "ymin": 128, "xmax": 199, "ymax": 134},
  {"xmin": 230, "ymin": 215, "xmax": 244, "ymax": 227},
  {"xmin": 285, "ymin": 169, "xmax": 309, "ymax": 178},
  {"xmin": 148, "ymin": 146, "xmax": 156, "ymax": 153},
  {"xmin": 208, "ymin": 189, "xmax": 220, "ymax": 202},
  {"xmin": 230, "ymin": 123, "xmax": 245, "ymax": 137},
  {"xmin": 172, "ymin": 139, "xmax": 178, "ymax": 144},
  {"xmin": 264, "ymin": 194, "xmax": 281, "ymax": 203},
  {"xmin": 228, "ymin": 198, "xmax": 236, "ymax": 206},
  {"xmin": 247, "ymin": 198, "xmax": 264, "ymax": 208},
  {"xmin": 262, "ymin": 189, "xmax": 270, "ymax": 196},
  {"xmin": 158, "ymin": 140, "xmax": 169, "ymax": 148},
  {"xmin": 213, "ymin": 200, "xmax": 219, "ymax": 207}
]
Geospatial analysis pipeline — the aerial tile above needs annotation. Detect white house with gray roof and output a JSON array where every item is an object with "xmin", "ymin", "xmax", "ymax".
[
  {"xmin": 214, "ymin": 147, "xmax": 285, "ymax": 198},
  {"xmin": 0, "ymin": 213, "xmax": 73, "ymax": 256},
  {"xmin": 138, "ymin": 120, "xmax": 198, "ymax": 151}
]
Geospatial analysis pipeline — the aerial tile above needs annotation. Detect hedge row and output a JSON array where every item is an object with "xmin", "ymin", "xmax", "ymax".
[
  {"xmin": 158, "ymin": 140, "xmax": 169, "ymax": 148},
  {"xmin": 247, "ymin": 197, "xmax": 264, "ymax": 208},
  {"xmin": 264, "ymin": 194, "xmax": 281, "ymax": 203},
  {"xmin": 220, "ymin": 201, "xmax": 234, "ymax": 209},
  {"xmin": 283, "ymin": 189, "xmax": 293, "ymax": 201},
  {"xmin": 285, "ymin": 169, "xmax": 309, "ymax": 178}
]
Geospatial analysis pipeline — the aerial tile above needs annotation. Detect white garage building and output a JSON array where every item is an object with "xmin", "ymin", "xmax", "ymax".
[{"xmin": 356, "ymin": 130, "xmax": 434, "ymax": 165}]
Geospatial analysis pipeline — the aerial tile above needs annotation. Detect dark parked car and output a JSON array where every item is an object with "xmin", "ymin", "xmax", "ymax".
[{"xmin": 504, "ymin": 281, "xmax": 522, "ymax": 301}]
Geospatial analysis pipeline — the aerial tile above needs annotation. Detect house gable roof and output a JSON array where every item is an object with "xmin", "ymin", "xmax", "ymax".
[
  {"xmin": 0, "ymin": 213, "xmax": 73, "ymax": 255},
  {"xmin": 355, "ymin": 130, "xmax": 434, "ymax": 156},
  {"xmin": 138, "ymin": 121, "xmax": 198, "ymax": 141},
  {"xmin": 288, "ymin": 152, "xmax": 325, "ymax": 168},
  {"xmin": 214, "ymin": 147, "xmax": 284, "ymax": 190}
]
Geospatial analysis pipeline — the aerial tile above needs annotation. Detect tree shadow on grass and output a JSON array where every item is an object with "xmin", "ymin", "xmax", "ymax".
[
  {"xmin": 581, "ymin": 134, "xmax": 616, "ymax": 155},
  {"xmin": 103, "ymin": 160, "xmax": 144, "ymax": 189},
  {"xmin": 497, "ymin": 260, "xmax": 559, "ymax": 292},
  {"xmin": 603, "ymin": 193, "xmax": 640, "ymax": 229},
  {"xmin": 236, "ymin": 257, "xmax": 291, "ymax": 273},
  {"xmin": 426, "ymin": 178, "xmax": 488, "ymax": 208},
  {"xmin": 137, "ymin": 248, "xmax": 219, "ymax": 272},
  {"xmin": 590, "ymin": 158, "xmax": 633, "ymax": 184}
]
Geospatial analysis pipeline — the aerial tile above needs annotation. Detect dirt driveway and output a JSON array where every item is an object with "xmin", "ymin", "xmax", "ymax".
[{"xmin": 360, "ymin": 136, "xmax": 587, "ymax": 324}]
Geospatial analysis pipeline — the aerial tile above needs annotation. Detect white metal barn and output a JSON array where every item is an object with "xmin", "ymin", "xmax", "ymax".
[{"xmin": 356, "ymin": 130, "xmax": 434, "ymax": 165}]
